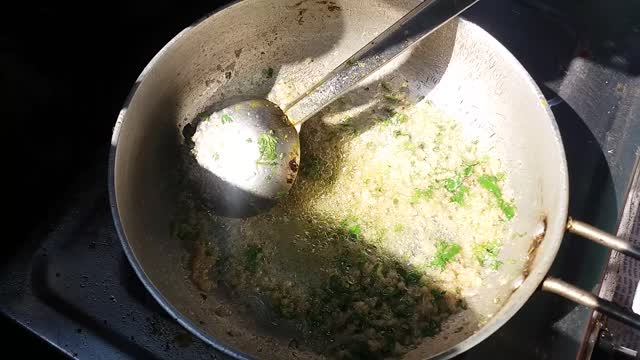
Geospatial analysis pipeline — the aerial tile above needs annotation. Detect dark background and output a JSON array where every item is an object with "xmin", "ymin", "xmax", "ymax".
[
  {"xmin": 2, "ymin": 1, "xmax": 223, "ymax": 238},
  {"xmin": 2, "ymin": 1, "xmax": 230, "ymax": 357}
]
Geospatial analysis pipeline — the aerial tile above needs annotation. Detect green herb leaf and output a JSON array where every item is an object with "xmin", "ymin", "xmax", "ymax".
[
  {"xmin": 462, "ymin": 163, "xmax": 477, "ymax": 177},
  {"xmin": 478, "ymin": 174, "xmax": 516, "ymax": 220},
  {"xmin": 379, "ymin": 111, "xmax": 408, "ymax": 126},
  {"xmin": 245, "ymin": 244, "xmax": 263, "ymax": 272},
  {"xmin": 389, "ymin": 112, "xmax": 408, "ymax": 125},
  {"xmin": 403, "ymin": 270, "xmax": 422, "ymax": 285},
  {"xmin": 256, "ymin": 131, "xmax": 279, "ymax": 165},
  {"xmin": 477, "ymin": 175, "xmax": 502, "ymax": 198},
  {"xmin": 444, "ymin": 163, "xmax": 476, "ymax": 199},
  {"xmin": 421, "ymin": 319, "xmax": 441, "ymax": 337},
  {"xmin": 410, "ymin": 187, "xmax": 434, "ymax": 204},
  {"xmin": 392, "ymin": 129, "xmax": 411, "ymax": 138},
  {"xmin": 300, "ymin": 155, "xmax": 324, "ymax": 180},
  {"xmin": 393, "ymin": 223, "xmax": 405, "ymax": 233},
  {"xmin": 393, "ymin": 297, "xmax": 414, "ymax": 318},
  {"xmin": 444, "ymin": 176, "xmax": 462, "ymax": 193},
  {"xmin": 402, "ymin": 140, "xmax": 416, "ymax": 151},
  {"xmin": 380, "ymin": 81, "xmax": 392, "ymax": 92},
  {"xmin": 431, "ymin": 241, "xmax": 461, "ymax": 270},
  {"xmin": 384, "ymin": 94, "xmax": 402, "ymax": 103},
  {"xmin": 473, "ymin": 240, "xmax": 503, "ymax": 270},
  {"xmin": 221, "ymin": 114, "xmax": 233, "ymax": 124},
  {"xmin": 498, "ymin": 199, "xmax": 516, "ymax": 220},
  {"xmin": 430, "ymin": 289, "xmax": 446, "ymax": 301},
  {"xmin": 450, "ymin": 185, "xmax": 469, "ymax": 204},
  {"xmin": 340, "ymin": 216, "xmax": 362, "ymax": 241},
  {"xmin": 348, "ymin": 224, "xmax": 361, "ymax": 240},
  {"xmin": 262, "ymin": 67, "xmax": 274, "ymax": 78}
]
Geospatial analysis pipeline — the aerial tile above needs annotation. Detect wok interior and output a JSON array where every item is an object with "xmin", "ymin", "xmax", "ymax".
[{"xmin": 112, "ymin": 0, "xmax": 568, "ymax": 358}]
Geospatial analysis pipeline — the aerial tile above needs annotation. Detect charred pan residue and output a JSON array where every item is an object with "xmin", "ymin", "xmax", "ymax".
[
  {"xmin": 296, "ymin": 8, "xmax": 308, "ymax": 25},
  {"xmin": 289, "ymin": 158, "xmax": 299, "ymax": 172},
  {"xmin": 316, "ymin": 0, "xmax": 340, "ymax": 11},
  {"xmin": 327, "ymin": 2, "xmax": 341, "ymax": 12},
  {"xmin": 522, "ymin": 215, "xmax": 547, "ymax": 278}
]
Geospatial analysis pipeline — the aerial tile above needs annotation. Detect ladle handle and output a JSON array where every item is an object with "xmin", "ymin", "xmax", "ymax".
[
  {"xmin": 541, "ymin": 218, "xmax": 640, "ymax": 330},
  {"xmin": 283, "ymin": 0, "xmax": 479, "ymax": 125}
]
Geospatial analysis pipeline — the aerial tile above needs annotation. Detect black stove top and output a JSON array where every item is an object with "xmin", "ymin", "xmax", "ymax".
[{"xmin": 3, "ymin": 0, "xmax": 639, "ymax": 358}]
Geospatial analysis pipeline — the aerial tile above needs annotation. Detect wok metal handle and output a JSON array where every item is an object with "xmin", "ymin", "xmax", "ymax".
[
  {"xmin": 567, "ymin": 218, "xmax": 640, "ymax": 259},
  {"xmin": 541, "ymin": 218, "xmax": 640, "ymax": 330},
  {"xmin": 542, "ymin": 277, "xmax": 640, "ymax": 329}
]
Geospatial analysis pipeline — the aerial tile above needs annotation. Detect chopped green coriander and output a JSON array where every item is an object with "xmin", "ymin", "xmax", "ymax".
[
  {"xmin": 421, "ymin": 319, "xmax": 441, "ymax": 337},
  {"xmin": 256, "ymin": 130, "xmax": 278, "ymax": 165},
  {"xmin": 221, "ymin": 114, "xmax": 233, "ymax": 124},
  {"xmin": 384, "ymin": 94, "xmax": 402, "ymax": 103},
  {"xmin": 478, "ymin": 175, "xmax": 516, "ymax": 220},
  {"xmin": 444, "ymin": 176, "xmax": 463, "ymax": 193},
  {"xmin": 449, "ymin": 185, "xmax": 469, "ymax": 204},
  {"xmin": 245, "ymin": 245, "xmax": 263, "ymax": 272},
  {"xmin": 443, "ymin": 163, "xmax": 476, "ymax": 204},
  {"xmin": 379, "ymin": 111, "xmax": 408, "ymax": 126},
  {"xmin": 431, "ymin": 289, "xmax": 446, "ymax": 302},
  {"xmin": 477, "ymin": 175, "xmax": 502, "ymax": 198},
  {"xmin": 403, "ymin": 270, "xmax": 422, "ymax": 285},
  {"xmin": 462, "ymin": 163, "xmax": 477, "ymax": 177},
  {"xmin": 262, "ymin": 67, "xmax": 274, "ymax": 78},
  {"xmin": 473, "ymin": 240, "xmax": 503, "ymax": 270},
  {"xmin": 340, "ymin": 216, "xmax": 361, "ymax": 241},
  {"xmin": 347, "ymin": 224, "xmax": 361, "ymax": 240},
  {"xmin": 410, "ymin": 187, "xmax": 434, "ymax": 204},
  {"xmin": 402, "ymin": 141, "xmax": 417, "ymax": 151},
  {"xmin": 388, "ymin": 112, "xmax": 408, "ymax": 125},
  {"xmin": 499, "ymin": 200, "xmax": 516, "ymax": 220},
  {"xmin": 392, "ymin": 129, "xmax": 411, "ymax": 138},
  {"xmin": 431, "ymin": 241, "xmax": 461, "ymax": 270}
]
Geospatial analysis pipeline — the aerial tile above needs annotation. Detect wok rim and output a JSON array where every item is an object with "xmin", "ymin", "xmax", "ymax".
[
  {"xmin": 108, "ymin": 2, "xmax": 255, "ymax": 359},
  {"xmin": 108, "ymin": 2, "xmax": 570, "ymax": 358}
]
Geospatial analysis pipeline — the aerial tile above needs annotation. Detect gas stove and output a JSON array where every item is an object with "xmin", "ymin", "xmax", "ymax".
[{"xmin": 3, "ymin": 0, "xmax": 639, "ymax": 358}]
